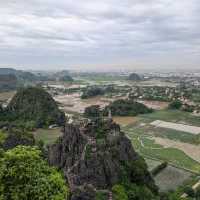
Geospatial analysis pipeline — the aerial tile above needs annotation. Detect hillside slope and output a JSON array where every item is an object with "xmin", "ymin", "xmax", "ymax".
[
  {"xmin": 48, "ymin": 119, "xmax": 158, "ymax": 199},
  {"xmin": 6, "ymin": 87, "xmax": 65, "ymax": 127}
]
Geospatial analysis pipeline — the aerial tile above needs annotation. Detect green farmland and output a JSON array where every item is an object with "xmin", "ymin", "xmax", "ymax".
[{"xmin": 121, "ymin": 109, "xmax": 200, "ymax": 173}]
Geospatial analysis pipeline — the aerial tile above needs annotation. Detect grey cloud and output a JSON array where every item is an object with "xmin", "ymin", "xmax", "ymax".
[{"xmin": 0, "ymin": 0, "xmax": 199, "ymax": 70}]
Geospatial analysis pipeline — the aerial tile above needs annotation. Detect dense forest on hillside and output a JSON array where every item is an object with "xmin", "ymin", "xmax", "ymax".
[
  {"xmin": 0, "ymin": 87, "xmax": 65, "ymax": 128},
  {"xmin": 104, "ymin": 99, "xmax": 153, "ymax": 116}
]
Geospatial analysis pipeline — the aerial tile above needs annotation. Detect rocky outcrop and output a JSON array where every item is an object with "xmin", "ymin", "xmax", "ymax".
[{"xmin": 48, "ymin": 119, "xmax": 157, "ymax": 199}]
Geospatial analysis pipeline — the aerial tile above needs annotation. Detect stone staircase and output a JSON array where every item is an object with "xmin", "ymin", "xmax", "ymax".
[
  {"xmin": 66, "ymin": 126, "xmax": 97, "ymax": 191},
  {"xmin": 108, "ymin": 191, "xmax": 113, "ymax": 200}
]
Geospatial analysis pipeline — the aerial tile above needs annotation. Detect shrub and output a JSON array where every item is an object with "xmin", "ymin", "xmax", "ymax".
[
  {"xmin": 168, "ymin": 100, "xmax": 182, "ymax": 110},
  {"xmin": 0, "ymin": 146, "xmax": 69, "ymax": 200},
  {"xmin": 104, "ymin": 99, "xmax": 153, "ymax": 116},
  {"xmin": 112, "ymin": 184, "xmax": 128, "ymax": 200},
  {"xmin": 151, "ymin": 162, "xmax": 168, "ymax": 176},
  {"xmin": 184, "ymin": 186, "xmax": 195, "ymax": 197}
]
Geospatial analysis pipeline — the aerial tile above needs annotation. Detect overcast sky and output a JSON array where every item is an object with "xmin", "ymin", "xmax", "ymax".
[{"xmin": 0, "ymin": 0, "xmax": 200, "ymax": 71}]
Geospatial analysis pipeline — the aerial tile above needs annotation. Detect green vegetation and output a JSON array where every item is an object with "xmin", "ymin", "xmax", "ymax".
[
  {"xmin": 0, "ymin": 146, "xmax": 69, "ymax": 200},
  {"xmin": 85, "ymin": 144, "xmax": 92, "ymax": 160},
  {"xmin": 130, "ymin": 136, "xmax": 200, "ymax": 173},
  {"xmin": 59, "ymin": 75, "xmax": 73, "ymax": 82},
  {"xmin": 145, "ymin": 158, "xmax": 162, "ymax": 171},
  {"xmin": 0, "ymin": 131, "xmax": 7, "ymax": 145},
  {"xmin": 81, "ymin": 86, "xmax": 105, "ymax": 99},
  {"xmin": 0, "ymin": 128, "xmax": 35, "ymax": 150},
  {"xmin": 151, "ymin": 162, "xmax": 168, "ymax": 176},
  {"xmin": 34, "ymin": 128, "xmax": 62, "ymax": 145},
  {"xmin": 168, "ymin": 100, "xmax": 183, "ymax": 110},
  {"xmin": 104, "ymin": 99, "xmax": 153, "ymax": 116},
  {"xmin": 0, "ymin": 87, "xmax": 65, "ymax": 128},
  {"xmin": 84, "ymin": 105, "xmax": 101, "ymax": 118},
  {"xmin": 139, "ymin": 110, "xmax": 200, "ymax": 126},
  {"xmin": 95, "ymin": 191, "xmax": 107, "ymax": 200},
  {"xmin": 112, "ymin": 185, "xmax": 128, "ymax": 200}
]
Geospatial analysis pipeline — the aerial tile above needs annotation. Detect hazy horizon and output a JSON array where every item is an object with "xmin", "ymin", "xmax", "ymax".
[{"xmin": 0, "ymin": 0, "xmax": 200, "ymax": 71}]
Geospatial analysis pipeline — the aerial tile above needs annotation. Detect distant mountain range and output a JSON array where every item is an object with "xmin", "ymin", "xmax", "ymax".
[{"xmin": 0, "ymin": 68, "xmax": 74, "ymax": 91}]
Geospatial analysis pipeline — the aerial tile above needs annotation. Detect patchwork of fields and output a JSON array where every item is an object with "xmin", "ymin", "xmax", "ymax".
[
  {"xmin": 119, "ymin": 109, "xmax": 200, "ymax": 191},
  {"xmin": 31, "ymin": 108, "xmax": 200, "ymax": 192}
]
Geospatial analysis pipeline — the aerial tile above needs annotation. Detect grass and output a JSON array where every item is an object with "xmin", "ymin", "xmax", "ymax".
[
  {"xmin": 0, "ymin": 130, "xmax": 7, "ymax": 144},
  {"xmin": 140, "ymin": 137, "xmax": 162, "ymax": 148},
  {"xmin": 123, "ymin": 110, "xmax": 200, "ymax": 173},
  {"xmin": 130, "ymin": 135, "xmax": 200, "ymax": 173},
  {"xmin": 33, "ymin": 128, "xmax": 62, "ymax": 145},
  {"xmin": 139, "ymin": 110, "xmax": 200, "ymax": 126},
  {"xmin": 125, "ymin": 122, "xmax": 200, "ymax": 145},
  {"xmin": 144, "ymin": 158, "xmax": 162, "ymax": 171}
]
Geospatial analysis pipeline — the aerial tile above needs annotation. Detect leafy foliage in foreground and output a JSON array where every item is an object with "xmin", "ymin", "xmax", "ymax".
[{"xmin": 0, "ymin": 146, "xmax": 69, "ymax": 200}]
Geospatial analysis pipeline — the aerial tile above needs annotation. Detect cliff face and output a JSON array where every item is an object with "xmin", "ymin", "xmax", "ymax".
[{"xmin": 48, "ymin": 119, "xmax": 157, "ymax": 199}]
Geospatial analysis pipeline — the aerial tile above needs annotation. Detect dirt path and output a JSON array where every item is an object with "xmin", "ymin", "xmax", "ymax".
[{"xmin": 152, "ymin": 137, "xmax": 200, "ymax": 163}]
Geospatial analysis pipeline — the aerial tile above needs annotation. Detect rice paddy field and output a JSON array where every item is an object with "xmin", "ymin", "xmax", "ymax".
[{"xmin": 120, "ymin": 109, "xmax": 200, "ymax": 193}]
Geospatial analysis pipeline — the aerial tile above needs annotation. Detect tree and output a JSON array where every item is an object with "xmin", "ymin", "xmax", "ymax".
[
  {"xmin": 112, "ymin": 185, "xmax": 128, "ymax": 200},
  {"xmin": 84, "ymin": 105, "xmax": 101, "ymax": 119},
  {"xmin": 126, "ymin": 184, "xmax": 156, "ymax": 200},
  {"xmin": 5, "ymin": 87, "xmax": 65, "ymax": 128},
  {"xmin": 104, "ymin": 99, "xmax": 153, "ymax": 117},
  {"xmin": 0, "ymin": 146, "xmax": 69, "ymax": 200},
  {"xmin": 184, "ymin": 186, "xmax": 195, "ymax": 198},
  {"xmin": 196, "ymin": 187, "xmax": 200, "ymax": 199},
  {"xmin": 81, "ymin": 86, "xmax": 105, "ymax": 99},
  {"xmin": 168, "ymin": 100, "xmax": 182, "ymax": 110}
]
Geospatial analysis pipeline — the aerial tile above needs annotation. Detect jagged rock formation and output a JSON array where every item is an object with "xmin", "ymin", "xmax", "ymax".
[{"xmin": 48, "ymin": 119, "xmax": 157, "ymax": 199}]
